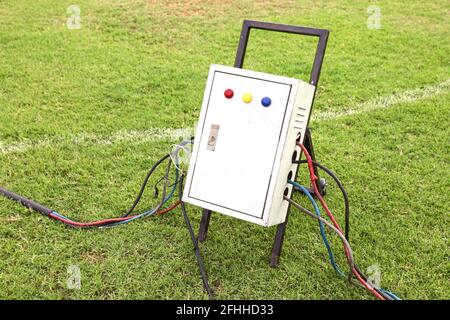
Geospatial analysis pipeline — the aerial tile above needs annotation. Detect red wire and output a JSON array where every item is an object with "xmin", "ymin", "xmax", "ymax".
[
  {"xmin": 157, "ymin": 200, "xmax": 181, "ymax": 215},
  {"xmin": 297, "ymin": 142, "xmax": 385, "ymax": 300},
  {"xmin": 47, "ymin": 143, "xmax": 384, "ymax": 298},
  {"xmin": 48, "ymin": 200, "xmax": 181, "ymax": 228},
  {"xmin": 49, "ymin": 213, "xmax": 135, "ymax": 227}
]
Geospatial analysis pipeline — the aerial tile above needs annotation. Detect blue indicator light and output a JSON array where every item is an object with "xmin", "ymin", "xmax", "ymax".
[{"xmin": 261, "ymin": 97, "xmax": 271, "ymax": 107}]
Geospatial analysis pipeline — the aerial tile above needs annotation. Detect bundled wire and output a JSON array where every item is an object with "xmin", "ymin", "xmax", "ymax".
[
  {"xmin": 284, "ymin": 196, "xmax": 355, "ymax": 277},
  {"xmin": 121, "ymin": 153, "xmax": 172, "ymax": 218},
  {"xmin": 288, "ymin": 181, "xmax": 347, "ymax": 278},
  {"xmin": 294, "ymin": 158, "xmax": 399, "ymax": 299},
  {"xmin": 292, "ymin": 142, "xmax": 400, "ymax": 300},
  {"xmin": 49, "ymin": 157, "xmax": 177, "ymax": 228},
  {"xmin": 0, "ymin": 139, "xmax": 214, "ymax": 299},
  {"xmin": 0, "ymin": 134, "xmax": 399, "ymax": 300},
  {"xmin": 0, "ymin": 142, "xmax": 190, "ymax": 228},
  {"xmin": 296, "ymin": 159, "xmax": 350, "ymax": 240}
]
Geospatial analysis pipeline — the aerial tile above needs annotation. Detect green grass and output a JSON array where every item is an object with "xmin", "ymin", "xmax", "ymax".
[{"xmin": 0, "ymin": 0, "xmax": 448, "ymax": 299}]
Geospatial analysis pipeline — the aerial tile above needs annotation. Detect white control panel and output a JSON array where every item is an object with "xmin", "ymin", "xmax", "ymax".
[{"xmin": 183, "ymin": 65, "xmax": 315, "ymax": 227}]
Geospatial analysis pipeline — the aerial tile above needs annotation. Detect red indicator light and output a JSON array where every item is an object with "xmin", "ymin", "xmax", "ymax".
[{"xmin": 224, "ymin": 89, "xmax": 234, "ymax": 99}]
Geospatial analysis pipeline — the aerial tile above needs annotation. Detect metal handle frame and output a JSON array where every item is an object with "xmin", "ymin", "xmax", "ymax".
[{"xmin": 234, "ymin": 20, "xmax": 329, "ymax": 87}]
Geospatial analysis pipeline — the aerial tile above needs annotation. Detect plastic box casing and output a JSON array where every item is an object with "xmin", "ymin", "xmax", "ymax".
[{"xmin": 183, "ymin": 65, "xmax": 315, "ymax": 227}]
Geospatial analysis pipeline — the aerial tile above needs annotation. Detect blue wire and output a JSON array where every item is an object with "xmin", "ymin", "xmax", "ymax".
[
  {"xmin": 106, "ymin": 142, "xmax": 189, "ymax": 228},
  {"xmin": 51, "ymin": 211, "xmax": 70, "ymax": 220},
  {"xmin": 51, "ymin": 166, "xmax": 179, "ymax": 227},
  {"xmin": 62, "ymin": 141, "xmax": 190, "ymax": 227},
  {"xmin": 288, "ymin": 180, "xmax": 401, "ymax": 300},
  {"xmin": 103, "ymin": 166, "xmax": 179, "ymax": 227},
  {"xmin": 288, "ymin": 180, "xmax": 346, "ymax": 277},
  {"xmin": 379, "ymin": 288, "xmax": 401, "ymax": 300}
]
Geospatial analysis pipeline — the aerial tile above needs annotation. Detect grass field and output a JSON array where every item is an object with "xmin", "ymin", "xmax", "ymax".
[{"xmin": 0, "ymin": 0, "xmax": 449, "ymax": 300}]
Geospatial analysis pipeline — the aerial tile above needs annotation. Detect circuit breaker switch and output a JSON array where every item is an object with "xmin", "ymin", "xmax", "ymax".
[{"xmin": 207, "ymin": 124, "xmax": 220, "ymax": 151}]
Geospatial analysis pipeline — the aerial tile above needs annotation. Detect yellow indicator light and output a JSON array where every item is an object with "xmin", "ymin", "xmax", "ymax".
[{"xmin": 242, "ymin": 93, "xmax": 253, "ymax": 103}]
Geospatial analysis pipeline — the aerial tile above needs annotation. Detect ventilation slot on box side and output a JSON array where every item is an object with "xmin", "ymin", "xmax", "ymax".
[{"xmin": 293, "ymin": 106, "xmax": 308, "ymax": 131}]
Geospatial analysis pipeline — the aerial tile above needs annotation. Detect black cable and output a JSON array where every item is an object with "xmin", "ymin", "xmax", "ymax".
[
  {"xmin": 297, "ymin": 159, "xmax": 350, "ymax": 241},
  {"xmin": 101, "ymin": 158, "xmax": 173, "ymax": 228},
  {"xmin": 122, "ymin": 153, "xmax": 170, "ymax": 217},
  {"xmin": 296, "ymin": 159, "xmax": 392, "ymax": 300},
  {"xmin": 125, "ymin": 139, "xmax": 193, "ymax": 216},
  {"xmin": 153, "ymin": 175, "xmax": 183, "ymax": 198},
  {"xmin": 0, "ymin": 187, "xmax": 53, "ymax": 216},
  {"xmin": 1, "ymin": 148, "xmax": 217, "ymax": 297},
  {"xmin": 285, "ymin": 196, "xmax": 355, "ymax": 280},
  {"xmin": 354, "ymin": 265, "xmax": 392, "ymax": 300},
  {"xmin": 0, "ymin": 154, "xmax": 173, "ymax": 228},
  {"xmin": 178, "ymin": 174, "xmax": 214, "ymax": 299}
]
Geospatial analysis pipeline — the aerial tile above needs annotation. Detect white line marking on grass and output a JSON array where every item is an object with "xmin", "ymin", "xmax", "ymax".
[
  {"xmin": 0, "ymin": 127, "xmax": 194, "ymax": 155},
  {"xmin": 314, "ymin": 79, "xmax": 450, "ymax": 121},
  {"xmin": 0, "ymin": 79, "xmax": 448, "ymax": 155}
]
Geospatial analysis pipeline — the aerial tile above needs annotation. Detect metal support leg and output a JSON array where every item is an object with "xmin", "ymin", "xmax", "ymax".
[
  {"xmin": 269, "ymin": 211, "xmax": 291, "ymax": 267},
  {"xmin": 198, "ymin": 208, "xmax": 212, "ymax": 242}
]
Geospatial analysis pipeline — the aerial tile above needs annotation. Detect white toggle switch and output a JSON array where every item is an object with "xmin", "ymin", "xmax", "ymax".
[{"xmin": 207, "ymin": 124, "xmax": 220, "ymax": 151}]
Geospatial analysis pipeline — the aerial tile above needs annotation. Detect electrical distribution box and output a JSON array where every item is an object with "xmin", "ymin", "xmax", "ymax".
[{"xmin": 183, "ymin": 65, "xmax": 315, "ymax": 227}]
